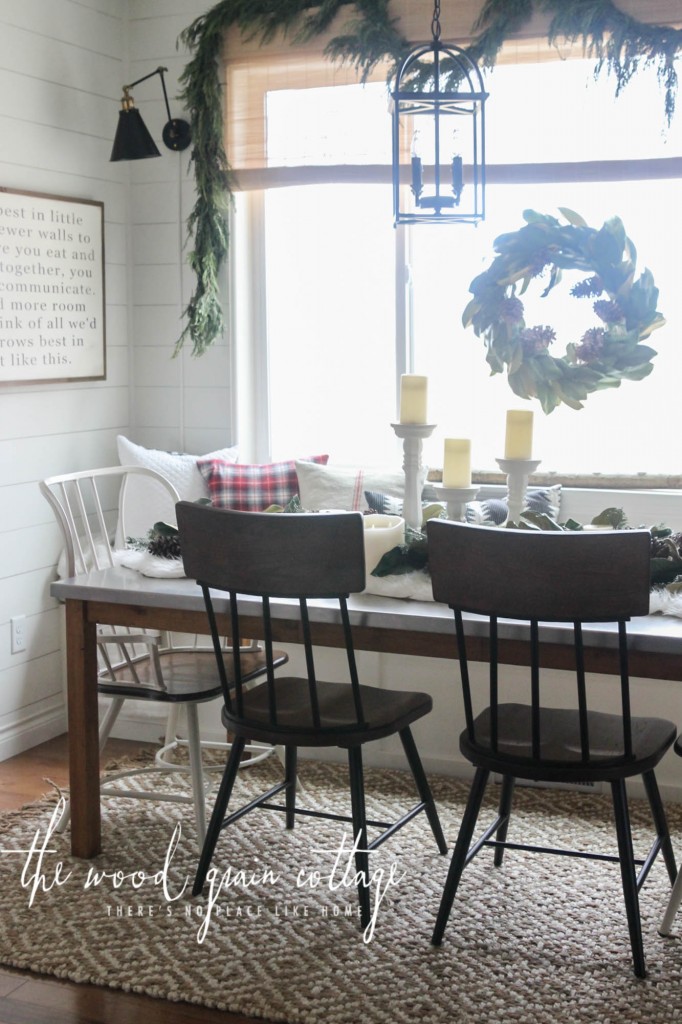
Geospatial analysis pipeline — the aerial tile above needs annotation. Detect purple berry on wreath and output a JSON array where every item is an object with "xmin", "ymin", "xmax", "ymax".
[
  {"xmin": 593, "ymin": 299, "xmax": 624, "ymax": 324},
  {"xmin": 520, "ymin": 325, "xmax": 556, "ymax": 355},
  {"xmin": 570, "ymin": 275, "xmax": 604, "ymax": 299},
  {"xmin": 499, "ymin": 296, "xmax": 525, "ymax": 324},
  {"xmin": 575, "ymin": 327, "xmax": 606, "ymax": 362},
  {"xmin": 529, "ymin": 247, "xmax": 554, "ymax": 277}
]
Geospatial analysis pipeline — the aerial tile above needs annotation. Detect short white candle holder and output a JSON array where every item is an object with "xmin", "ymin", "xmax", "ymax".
[
  {"xmin": 391, "ymin": 422, "xmax": 436, "ymax": 532},
  {"xmin": 432, "ymin": 484, "xmax": 480, "ymax": 523},
  {"xmin": 496, "ymin": 457, "xmax": 541, "ymax": 525}
]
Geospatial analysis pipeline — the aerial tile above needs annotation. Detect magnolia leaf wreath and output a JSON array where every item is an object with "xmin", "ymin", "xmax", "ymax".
[{"xmin": 462, "ymin": 209, "xmax": 666, "ymax": 414}]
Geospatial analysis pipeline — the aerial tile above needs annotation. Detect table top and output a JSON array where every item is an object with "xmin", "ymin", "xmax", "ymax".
[{"xmin": 51, "ymin": 565, "xmax": 682, "ymax": 657}]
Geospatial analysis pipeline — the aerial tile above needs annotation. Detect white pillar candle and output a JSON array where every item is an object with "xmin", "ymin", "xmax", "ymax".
[
  {"xmin": 443, "ymin": 439, "xmax": 472, "ymax": 487},
  {"xmin": 504, "ymin": 410, "xmax": 534, "ymax": 460},
  {"xmin": 363, "ymin": 514, "xmax": 405, "ymax": 581},
  {"xmin": 399, "ymin": 375, "xmax": 428, "ymax": 424}
]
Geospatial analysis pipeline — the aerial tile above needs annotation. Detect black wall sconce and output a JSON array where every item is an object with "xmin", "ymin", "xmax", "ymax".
[{"xmin": 110, "ymin": 66, "xmax": 192, "ymax": 162}]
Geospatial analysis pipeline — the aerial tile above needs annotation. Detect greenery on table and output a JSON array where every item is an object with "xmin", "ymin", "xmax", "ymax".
[
  {"xmin": 175, "ymin": 0, "xmax": 682, "ymax": 356},
  {"xmin": 127, "ymin": 521, "xmax": 182, "ymax": 559},
  {"xmin": 132, "ymin": 500, "xmax": 682, "ymax": 590},
  {"xmin": 371, "ymin": 505, "xmax": 682, "ymax": 589},
  {"xmin": 463, "ymin": 209, "xmax": 665, "ymax": 413}
]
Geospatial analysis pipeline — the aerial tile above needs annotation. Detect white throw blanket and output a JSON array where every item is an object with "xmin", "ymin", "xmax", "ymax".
[
  {"xmin": 113, "ymin": 552, "xmax": 682, "ymax": 619},
  {"xmin": 115, "ymin": 549, "xmax": 186, "ymax": 578}
]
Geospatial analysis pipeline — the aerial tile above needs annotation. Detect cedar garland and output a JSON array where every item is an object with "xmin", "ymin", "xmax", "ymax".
[{"xmin": 176, "ymin": 0, "xmax": 682, "ymax": 356}]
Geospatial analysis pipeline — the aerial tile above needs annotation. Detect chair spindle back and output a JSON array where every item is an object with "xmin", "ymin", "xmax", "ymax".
[
  {"xmin": 427, "ymin": 521, "xmax": 652, "ymax": 765},
  {"xmin": 177, "ymin": 503, "xmax": 367, "ymax": 731}
]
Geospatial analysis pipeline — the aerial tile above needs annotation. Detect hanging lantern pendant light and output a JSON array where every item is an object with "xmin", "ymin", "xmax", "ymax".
[{"xmin": 392, "ymin": 0, "xmax": 488, "ymax": 225}]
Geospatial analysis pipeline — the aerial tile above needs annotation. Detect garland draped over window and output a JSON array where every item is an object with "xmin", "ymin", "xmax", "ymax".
[{"xmin": 176, "ymin": 0, "xmax": 682, "ymax": 356}]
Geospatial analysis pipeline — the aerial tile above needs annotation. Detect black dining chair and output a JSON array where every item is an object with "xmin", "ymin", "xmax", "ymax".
[
  {"xmin": 426, "ymin": 519, "xmax": 677, "ymax": 978},
  {"xmin": 176, "ymin": 502, "xmax": 448, "ymax": 930}
]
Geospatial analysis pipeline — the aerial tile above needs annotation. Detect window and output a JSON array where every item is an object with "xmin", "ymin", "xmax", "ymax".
[{"xmin": 232, "ymin": 55, "xmax": 682, "ymax": 477}]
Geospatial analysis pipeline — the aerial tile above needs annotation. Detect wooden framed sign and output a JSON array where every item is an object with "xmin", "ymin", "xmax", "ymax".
[{"xmin": 0, "ymin": 187, "xmax": 105, "ymax": 384}]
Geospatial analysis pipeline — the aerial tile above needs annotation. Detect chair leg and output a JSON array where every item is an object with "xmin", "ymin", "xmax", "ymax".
[
  {"xmin": 193, "ymin": 736, "xmax": 246, "ymax": 897},
  {"xmin": 55, "ymin": 696, "xmax": 126, "ymax": 833},
  {"xmin": 610, "ymin": 779, "xmax": 647, "ymax": 978},
  {"xmin": 399, "ymin": 727, "xmax": 447, "ymax": 854},
  {"xmin": 493, "ymin": 774, "xmax": 515, "ymax": 868},
  {"xmin": 432, "ymin": 766, "xmax": 489, "ymax": 947},
  {"xmin": 164, "ymin": 704, "xmax": 180, "ymax": 749},
  {"xmin": 642, "ymin": 770, "xmax": 677, "ymax": 885},
  {"xmin": 347, "ymin": 746, "xmax": 371, "ymax": 930},
  {"xmin": 660, "ymin": 863, "xmax": 682, "ymax": 936},
  {"xmin": 284, "ymin": 746, "xmax": 297, "ymax": 829},
  {"xmin": 185, "ymin": 703, "xmax": 207, "ymax": 846}
]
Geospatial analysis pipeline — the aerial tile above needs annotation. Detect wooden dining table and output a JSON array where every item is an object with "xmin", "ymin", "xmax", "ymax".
[{"xmin": 51, "ymin": 565, "xmax": 682, "ymax": 858}]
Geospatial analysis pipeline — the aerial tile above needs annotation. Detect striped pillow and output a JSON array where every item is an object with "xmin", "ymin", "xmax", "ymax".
[{"xmin": 365, "ymin": 486, "xmax": 561, "ymax": 525}]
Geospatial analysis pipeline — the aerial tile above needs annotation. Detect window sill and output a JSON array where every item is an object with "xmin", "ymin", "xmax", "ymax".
[{"xmin": 427, "ymin": 470, "xmax": 682, "ymax": 491}]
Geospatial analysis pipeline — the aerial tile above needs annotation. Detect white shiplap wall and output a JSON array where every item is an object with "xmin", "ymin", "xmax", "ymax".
[
  {"xmin": 0, "ymin": 0, "xmax": 234, "ymax": 763},
  {"xmin": 0, "ymin": 0, "xmax": 130, "ymax": 757},
  {"xmin": 128, "ymin": 0, "xmax": 233, "ymax": 457}
]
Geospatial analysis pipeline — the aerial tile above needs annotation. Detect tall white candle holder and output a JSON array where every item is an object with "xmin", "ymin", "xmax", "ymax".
[
  {"xmin": 496, "ymin": 457, "xmax": 541, "ymax": 525},
  {"xmin": 391, "ymin": 422, "xmax": 436, "ymax": 531},
  {"xmin": 432, "ymin": 484, "xmax": 479, "ymax": 523}
]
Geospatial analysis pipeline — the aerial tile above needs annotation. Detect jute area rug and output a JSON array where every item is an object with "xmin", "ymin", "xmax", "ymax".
[{"xmin": 0, "ymin": 756, "xmax": 681, "ymax": 1024}]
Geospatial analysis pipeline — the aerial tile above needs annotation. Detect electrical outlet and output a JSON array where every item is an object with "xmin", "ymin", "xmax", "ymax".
[{"xmin": 10, "ymin": 615, "xmax": 26, "ymax": 654}]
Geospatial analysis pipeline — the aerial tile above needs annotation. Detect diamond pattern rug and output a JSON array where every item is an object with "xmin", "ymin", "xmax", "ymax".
[{"xmin": 0, "ymin": 757, "xmax": 681, "ymax": 1023}]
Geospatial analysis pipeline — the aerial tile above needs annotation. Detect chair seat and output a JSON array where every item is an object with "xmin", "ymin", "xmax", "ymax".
[
  {"xmin": 223, "ymin": 677, "xmax": 433, "ymax": 746},
  {"xmin": 461, "ymin": 703, "xmax": 677, "ymax": 782},
  {"xmin": 99, "ymin": 649, "xmax": 288, "ymax": 703}
]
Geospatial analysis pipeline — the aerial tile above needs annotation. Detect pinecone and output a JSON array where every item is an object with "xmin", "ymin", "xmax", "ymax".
[
  {"xmin": 570, "ymin": 275, "xmax": 604, "ymax": 299},
  {"xmin": 520, "ymin": 324, "xmax": 555, "ymax": 355},
  {"xmin": 147, "ymin": 523, "xmax": 182, "ymax": 559},
  {"xmin": 528, "ymin": 246, "xmax": 553, "ymax": 278},
  {"xmin": 593, "ymin": 299, "xmax": 624, "ymax": 324},
  {"xmin": 575, "ymin": 327, "xmax": 606, "ymax": 362},
  {"xmin": 499, "ymin": 296, "xmax": 525, "ymax": 325},
  {"xmin": 651, "ymin": 532, "xmax": 682, "ymax": 559}
]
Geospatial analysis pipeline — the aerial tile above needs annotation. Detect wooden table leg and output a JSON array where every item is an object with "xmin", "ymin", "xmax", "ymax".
[{"xmin": 64, "ymin": 599, "xmax": 101, "ymax": 858}]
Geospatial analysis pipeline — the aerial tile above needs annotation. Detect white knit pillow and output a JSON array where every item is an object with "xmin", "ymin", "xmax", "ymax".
[{"xmin": 116, "ymin": 435, "xmax": 239, "ymax": 541}]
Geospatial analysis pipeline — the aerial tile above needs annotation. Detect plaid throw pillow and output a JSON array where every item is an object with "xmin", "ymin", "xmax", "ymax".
[{"xmin": 197, "ymin": 455, "xmax": 328, "ymax": 512}]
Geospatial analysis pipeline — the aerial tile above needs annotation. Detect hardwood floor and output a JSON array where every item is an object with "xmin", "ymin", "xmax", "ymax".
[{"xmin": 0, "ymin": 736, "xmax": 273, "ymax": 1024}]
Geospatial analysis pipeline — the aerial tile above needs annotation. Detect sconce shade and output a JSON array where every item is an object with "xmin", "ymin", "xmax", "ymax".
[
  {"xmin": 110, "ymin": 67, "xmax": 192, "ymax": 162},
  {"xmin": 110, "ymin": 107, "xmax": 161, "ymax": 161}
]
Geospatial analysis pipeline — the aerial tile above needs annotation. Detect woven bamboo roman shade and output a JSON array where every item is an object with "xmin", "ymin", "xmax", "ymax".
[{"xmin": 222, "ymin": 0, "xmax": 682, "ymax": 187}]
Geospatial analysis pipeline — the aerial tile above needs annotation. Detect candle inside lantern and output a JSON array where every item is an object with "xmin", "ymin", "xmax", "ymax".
[
  {"xmin": 504, "ymin": 410, "xmax": 534, "ymax": 460},
  {"xmin": 411, "ymin": 155, "xmax": 423, "ymax": 199},
  {"xmin": 399, "ymin": 375, "xmax": 428, "ymax": 424},
  {"xmin": 410, "ymin": 131, "xmax": 423, "ymax": 200},
  {"xmin": 451, "ymin": 155, "xmax": 463, "ymax": 201},
  {"xmin": 443, "ymin": 438, "xmax": 471, "ymax": 487},
  {"xmin": 363, "ymin": 514, "xmax": 405, "ymax": 583}
]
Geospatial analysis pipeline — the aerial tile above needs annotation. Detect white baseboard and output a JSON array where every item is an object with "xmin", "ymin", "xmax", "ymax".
[
  {"xmin": 292, "ymin": 745, "xmax": 682, "ymax": 804},
  {"xmin": 108, "ymin": 705, "xmax": 168, "ymax": 745},
  {"xmin": 109, "ymin": 705, "xmax": 682, "ymax": 805},
  {"xmin": 0, "ymin": 698, "xmax": 67, "ymax": 763}
]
